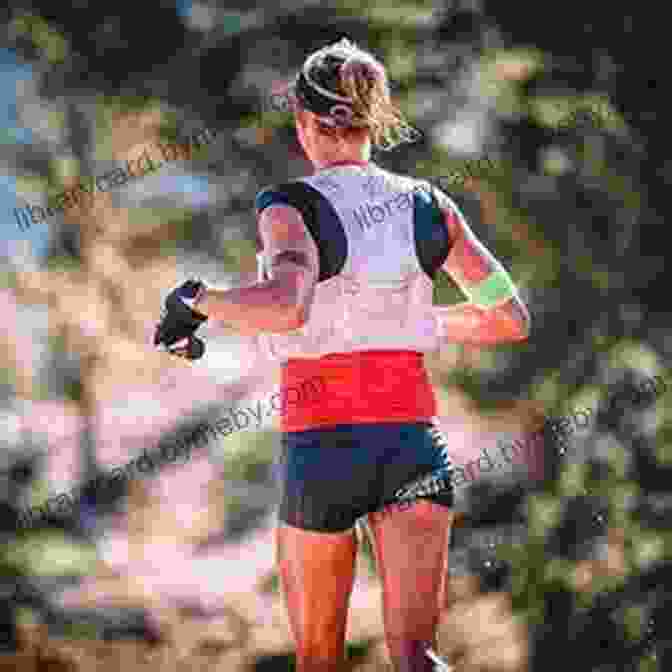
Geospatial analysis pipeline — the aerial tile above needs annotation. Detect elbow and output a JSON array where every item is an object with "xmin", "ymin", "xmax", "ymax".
[
  {"xmin": 495, "ymin": 298, "xmax": 531, "ymax": 342},
  {"xmin": 513, "ymin": 319, "xmax": 530, "ymax": 342},
  {"xmin": 511, "ymin": 301, "xmax": 531, "ymax": 341},
  {"xmin": 264, "ymin": 303, "xmax": 304, "ymax": 333},
  {"xmin": 283, "ymin": 283, "xmax": 310, "ymax": 330},
  {"xmin": 264, "ymin": 278, "xmax": 310, "ymax": 332},
  {"xmin": 284, "ymin": 303, "xmax": 308, "ymax": 331},
  {"xmin": 274, "ymin": 295, "xmax": 310, "ymax": 332}
]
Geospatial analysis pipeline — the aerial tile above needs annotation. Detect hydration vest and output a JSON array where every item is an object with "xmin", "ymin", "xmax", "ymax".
[{"xmin": 254, "ymin": 163, "xmax": 455, "ymax": 361}]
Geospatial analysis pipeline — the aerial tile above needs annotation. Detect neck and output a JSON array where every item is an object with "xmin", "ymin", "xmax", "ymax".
[
  {"xmin": 316, "ymin": 157, "xmax": 370, "ymax": 170},
  {"xmin": 312, "ymin": 140, "xmax": 371, "ymax": 171}
]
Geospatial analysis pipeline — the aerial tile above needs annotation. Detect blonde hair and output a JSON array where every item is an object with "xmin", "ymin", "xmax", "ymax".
[{"xmin": 295, "ymin": 38, "xmax": 420, "ymax": 151}]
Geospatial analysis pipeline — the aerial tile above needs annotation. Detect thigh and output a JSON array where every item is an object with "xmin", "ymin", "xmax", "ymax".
[
  {"xmin": 364, "ymin": 421, "xmax": 456, "ymax": 646},
  {"xmin": 367, "ymin": 500, "xmax": 454, "ymax": 632},
  {"xmin": 276, "ymin": 523, "xmax": 357, "ymax": 658},
  {"xmin": 274, "ymin": 425, "xmax": 374, "ymax": 662}
]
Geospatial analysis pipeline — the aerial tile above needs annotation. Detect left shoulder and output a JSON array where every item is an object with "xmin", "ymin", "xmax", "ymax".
[
  {"xmin": 255, "ymin": 181, "xmax": 301, "ymax": 216},
  {"xmin": 411, "ymin": 179, "xmax": 470, "ymax": 243}
]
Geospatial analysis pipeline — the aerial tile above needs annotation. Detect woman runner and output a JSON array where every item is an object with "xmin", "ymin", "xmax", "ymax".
[{"xmin": 154, "ymin": 37, "xmax": 531, "ymax": 672}]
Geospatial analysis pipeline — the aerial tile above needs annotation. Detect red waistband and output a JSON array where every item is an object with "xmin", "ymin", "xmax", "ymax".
[{"xmin": 279, "ymin": 350, "xmax": 437, "ymax": 432}]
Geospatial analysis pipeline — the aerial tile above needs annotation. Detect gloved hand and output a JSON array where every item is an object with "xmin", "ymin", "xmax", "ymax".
[{"xmin": 154, "ymin": 279, "xmax": 208, "ymax": 360}]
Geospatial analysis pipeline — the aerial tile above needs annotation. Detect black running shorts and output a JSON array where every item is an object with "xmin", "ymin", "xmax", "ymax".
[{"xmin": 277, "ymin": 421, "xmax": 455, "ymax": 533}]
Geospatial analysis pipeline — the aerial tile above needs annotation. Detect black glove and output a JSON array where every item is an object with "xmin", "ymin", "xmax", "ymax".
[{"xmin": 154, "ymin": 279, "xmax": 208, "ymax": 360}]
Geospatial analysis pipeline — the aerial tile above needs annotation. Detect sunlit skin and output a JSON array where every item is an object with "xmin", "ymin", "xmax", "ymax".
[
  {"xmin": 436, "ymin": 205, "xmax": 531, "ymax": 344},
  {"xmin": 189, "ymin": 102, "xmax": 529, "ymax": 672},
  {"xmin": 193, "ymin": 204, "xmax": 320, "ymax": 335},
  {"xmin": 192, "ymin": 108, "xmax": 530, "ymax": 346}
]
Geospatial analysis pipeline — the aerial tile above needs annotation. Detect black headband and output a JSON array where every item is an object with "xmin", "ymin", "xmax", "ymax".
[{"xmin": 292, "ymin": 70, "xmax": 354, "ymax": 126}]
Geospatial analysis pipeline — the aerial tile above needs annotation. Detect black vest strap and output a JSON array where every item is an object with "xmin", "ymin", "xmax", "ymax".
[
  {"xmin": 412, "ymin": 184, "xmax": 452, "ymax": 279},
  {"xmin": 255, "ymin": 179, "xmax": 452, "ymax": 282},
  {"xmin": 255, "ymin": 182, "xmax": 347, "ymax": 283}
]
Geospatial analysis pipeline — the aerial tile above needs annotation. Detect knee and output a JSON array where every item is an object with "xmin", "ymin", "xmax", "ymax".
[
  {"xmin": 385, "ymin": 607, "xmax": 440, "ymax": 639},
  {"xmin": 294, "ymin": 646, "xmax": 344, "ymax": 672},
  {"xmin": 385, "ymin": 637, "xmax": 436, "ymax": 672}
]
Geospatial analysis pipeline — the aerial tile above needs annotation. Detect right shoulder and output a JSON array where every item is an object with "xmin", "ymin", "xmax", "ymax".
[
  {"xmin": 254, "ymin": 183, "xmax": 316, "ymax": 253},
  {"xmin": 255, "ymin": 179, "xmax": 346, "ymax": 284}
]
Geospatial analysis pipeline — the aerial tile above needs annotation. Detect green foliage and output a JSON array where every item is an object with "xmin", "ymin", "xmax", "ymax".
[
  {"xmin": 213, "ymin": 429, "xmax": 276, "ymax": 481},
  {"xmin": 45, "ymin": 254, "xmax": 81, "ymax": 272},
  {"xmin": 505, "ymin": 537, "xmax": 551, "ymax": 626},
  {"xmin": 121, "ymin": 206, "xmax": 195, "ymax": 253},
  {"xmin": 222, "ymin": 238, "xmax": 257, "ymax": 270},
  {"xmin": 11, "ymin": 13, "xmax": 68, "ymax": 63},
  {"xmin": 558, "ymin": 462, "xmax": 589, "ymax": 498},
  {"xmin": 527, "ymin": 494, "xmax": 562, "ymax": 539},
  {"xmin": 0, "ymin": 358, "xmax": 17, "ymax": 392},
  {"xmin": 4, "ymin": 531, "xmax": 97, "ymax": 576},
  {"xmin": 346, "ymin": 640, "xmax": 372, "ymax": 664},
  {"xmin": 58, "ymin": 620, "xmax": 101, "ymax": 640},
  {"xmin": 265, "ymin": 571, "xmax": 280, "ymax": 594},
  {"xmin": 62, "ymin": 376, "xmax": 83, "ymax": 402},
  {"xmin": 638, "ymin": 653, "xmax": 659, "ymax": 672}
]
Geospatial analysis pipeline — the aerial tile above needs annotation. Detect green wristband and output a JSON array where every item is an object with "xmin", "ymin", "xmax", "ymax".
[{"xmin": 466, "ymin": 270, "xmax": 516, "ymax": 308}]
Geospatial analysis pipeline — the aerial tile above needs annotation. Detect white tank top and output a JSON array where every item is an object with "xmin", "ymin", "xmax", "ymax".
[{"xmin": 254, "ymin": 163, "xmax": 454, "ymax": 362}]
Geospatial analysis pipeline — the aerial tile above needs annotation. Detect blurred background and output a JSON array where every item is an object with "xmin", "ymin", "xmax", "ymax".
[{"xmin": 0, "ymin": 1, "xmax": 670, "ymax": 670}]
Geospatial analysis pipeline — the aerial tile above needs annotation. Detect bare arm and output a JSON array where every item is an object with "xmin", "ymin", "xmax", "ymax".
[
  {"xmin": 435, "ymin": 198, "xmax": 530, "ymax": 345},
  {"xmin": 192, "ymin": 204, "xmax": 319, "ymax": 335}
]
